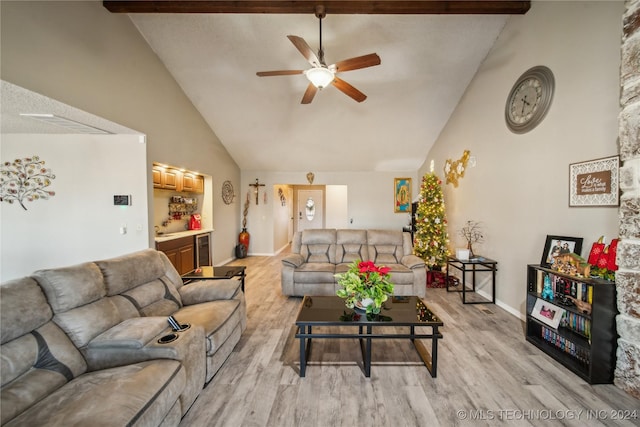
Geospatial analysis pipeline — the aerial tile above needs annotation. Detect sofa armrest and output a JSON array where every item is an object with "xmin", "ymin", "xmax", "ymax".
[
  {"xmin": 178, "ymin": 279, "xmax": 243, "ymax": 305},
  {"xmin": 282, "ymin": 253, "xmax": 304, "ymax": 268},
  {"xmin": 85, "ymin": 317, "xmax": 205, "ymax": 368},
  {"xmin": 85, "ymin": 318, "xmax": 206, "ymax": 413},
  {"xmin": 88, "ymin": 317, "xmax": 167, "ymax": 349},
  {"xmin": 401, "ymin": 254, "xmax": 426, "ymax": 270}
]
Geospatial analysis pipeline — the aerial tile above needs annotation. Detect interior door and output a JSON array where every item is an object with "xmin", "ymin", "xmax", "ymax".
[
  {"xmin": 288, "ymin": 187, "xmax": 294, "ymax": 242},
  {"xmin": 297, "ymin": 189, "xmax": 323, "ymax": 232}
]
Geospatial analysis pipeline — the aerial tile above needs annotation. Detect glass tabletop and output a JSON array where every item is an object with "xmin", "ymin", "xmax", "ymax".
[
  {"xmin": 295, "ymin": 295, "xmax": 442, "ymax": 326},
  {"xmin": 181, "ymin": 265, "xmax": 245, "ymax": 279},
  {"xmin": 447, "ymin": 255, "xmax": 497, "ymax": 265}
]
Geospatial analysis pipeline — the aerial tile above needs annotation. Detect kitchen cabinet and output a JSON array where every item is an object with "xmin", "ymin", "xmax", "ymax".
[
  {"xmin": 152, "ymin": 165, "xmax": 203, "ymax": 194},
  {"xmin": 153, "ymin": 167, "xmax": 181, "ymax": 191},
  {"xmin": 193, "ymin": 175, "xmax": 204, "ymax": 193},
  {"xmin": 156, "ymin": 235, "xmax": 194, "ymax": 275},
  {"xmin": 162, "ymin": 169, "xmax": 180, "ymax": 191},
  {"xmin": 182, "ymin": 173, "xmax": 204, "ymax": 194},
  {"xmin": 152, "ymin": 168, "xmax": 162, "ymax": 188}
]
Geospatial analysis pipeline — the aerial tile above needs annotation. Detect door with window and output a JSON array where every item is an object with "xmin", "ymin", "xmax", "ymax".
[{"xmin": 297, "ymin": 189, "xmax": 323, "ymax": 232}]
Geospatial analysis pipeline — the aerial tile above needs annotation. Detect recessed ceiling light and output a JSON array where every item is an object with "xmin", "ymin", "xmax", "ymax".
[{"xmin": 19, "ymin": 113, "xmax": 113, "ymax": 135}]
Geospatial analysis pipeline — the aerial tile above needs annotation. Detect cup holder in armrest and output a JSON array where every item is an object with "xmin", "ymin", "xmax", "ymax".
[
  {"xmin": 176, "ymin": 323, "xmax": 191, "ymax": 332},
  {"xmin": 157, "ymin": 333, "xmax": 178, "ymax": 344}
]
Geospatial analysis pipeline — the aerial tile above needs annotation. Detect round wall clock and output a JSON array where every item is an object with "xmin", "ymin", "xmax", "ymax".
[
  {"xmin": 221, "ymin": 180, "xmax": 234, "ymax": 205},
  {"xmin": 505, "ymin": 66, "xmax": 555, "ymax": 134}
]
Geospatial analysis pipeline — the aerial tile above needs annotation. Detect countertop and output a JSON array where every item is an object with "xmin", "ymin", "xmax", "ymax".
[{"xmin": 154, "ymin": 228, "xmax": 214, "ymax": 243}]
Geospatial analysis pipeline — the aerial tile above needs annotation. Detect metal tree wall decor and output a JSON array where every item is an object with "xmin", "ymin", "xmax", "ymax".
[{"xmin": 1, "ymin": 155, "xmax": 56, "ymax": 210}]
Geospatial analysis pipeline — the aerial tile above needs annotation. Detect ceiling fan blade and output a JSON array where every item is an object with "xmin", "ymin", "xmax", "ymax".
[
  {"xmin": 301, "ymin": 83, "xmax": 318, "ymax": 104},
  {"xmin": 287, "ymin": 35, "xmax": 321, "ymax": 67},
  {"xmin": 333, "ymin": 53, "xmax": 381, "ymax": 72},
  {"xmin": 332, "ymin": 77, "xmax": 367, "ymax": 103},
  {"xmin": 256, "ymin": 70, "xmax": 304, "ymax": 77}
]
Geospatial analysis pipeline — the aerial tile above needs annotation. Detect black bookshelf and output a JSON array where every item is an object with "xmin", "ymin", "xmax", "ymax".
[{"xmin": 525, "ymin": 264, "xmax": 617, "ymax": 384}]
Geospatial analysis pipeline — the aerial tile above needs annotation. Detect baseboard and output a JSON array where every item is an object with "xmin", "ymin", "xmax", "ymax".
[
  {"xmin": 475, "ymin": 289, "xmax": 525, "ymax": 320},
  {"xmin": 215, "ymin": 257, "xmax": 235, "ymax": 266},
  {"xmin": 274, "ymin": 244, "xmax": 289, "ymax": 255}
]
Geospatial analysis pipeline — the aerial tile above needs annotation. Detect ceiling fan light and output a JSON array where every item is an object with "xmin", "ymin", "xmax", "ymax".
[{"xmin": 305, "ymin": 67, "xmax": 335, "ymax": 89}]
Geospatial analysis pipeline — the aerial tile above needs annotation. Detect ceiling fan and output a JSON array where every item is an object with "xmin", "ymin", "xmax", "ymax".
[{"xmin": 256, "ymin": 5, "xmax": 381, "ymax": 104}]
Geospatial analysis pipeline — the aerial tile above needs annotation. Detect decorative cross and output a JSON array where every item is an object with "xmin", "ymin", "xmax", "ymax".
[{"xmin": 249, "ymin": 178, "xmax": 265, "ymax": 205}]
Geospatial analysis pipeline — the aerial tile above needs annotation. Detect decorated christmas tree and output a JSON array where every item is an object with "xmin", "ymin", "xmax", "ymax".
[{"xmin": 414, "ymin": 172, "xmax": 450, "ymax": 268}]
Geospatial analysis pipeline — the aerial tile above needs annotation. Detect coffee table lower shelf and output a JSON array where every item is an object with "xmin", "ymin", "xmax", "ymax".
[
  {"xmin": 294, "ymin": 295, "xmax": 444, "ymax": 378},
  {"xmin": 295, "ymin": 325, "xmax": 442, "ymax": 378}
]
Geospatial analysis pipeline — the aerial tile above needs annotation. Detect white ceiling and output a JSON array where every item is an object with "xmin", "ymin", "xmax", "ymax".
[
  {"xmin": 0, "ymin": 13, "xmax": 510, "ymax": 173},
  {"xmin": 130, "ymin": 13, "xmax": 509, "ymax": 172},
  {"xmin": 1, "ymin": 81, "xmax": 140, "ymax": 136}
]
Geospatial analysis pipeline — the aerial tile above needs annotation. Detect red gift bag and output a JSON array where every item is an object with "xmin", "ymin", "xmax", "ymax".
[
  {"xmin": 592, "ymin": 238, "xmax": 619, "ymax": 271},
  {"xmin": 607, "ymin": 239, "xmax": 619, "ymax": 271},
  {"xmin": 588, "ymin": 236, "xmax": 605, "ymax": 266},
  {"xmin": 596, "ymin": 249, "xmax": 609, "ymax": 269}
]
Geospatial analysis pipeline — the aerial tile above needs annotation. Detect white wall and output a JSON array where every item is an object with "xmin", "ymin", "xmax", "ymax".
[
  {"xmin": 1, "ymin": 134, "xmax": 148, "ymax": 281},
  {"xmin": 0, "ymin": 1, "xmax": 241, "ymax": 266},
  {"xmin": 242, "ymin": 170, "xmax": 417, "ymax": 255},
  {"xmin": 420, "ymin": 1, "xmax": 624, "ymax": 317},
  {"xmin": 272, "ymin": 184, "xmax": 291, "ymax": 254},
  {"xmin": 325, "ymin": 185, "xmax": 349, "ymax": 229}
]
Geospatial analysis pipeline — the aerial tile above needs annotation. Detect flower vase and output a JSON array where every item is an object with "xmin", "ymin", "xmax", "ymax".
[
  {"xmin": 239, "ymin": 228, "xmax": 250, "ymax": 252},
  {"xmin": 354, "ymin": 297, "xmax": 374, "ymax": 312},
  {"xmin": 467, "ymin": 241, "xmax": 474, "ymax": 259}
]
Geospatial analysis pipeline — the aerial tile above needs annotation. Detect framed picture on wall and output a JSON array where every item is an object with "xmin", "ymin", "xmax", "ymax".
[
  {"xmin": 394, "ymin": 178, "xmax": 411, "ymax": 213},
  {"xmin": 569, "ymin": 155, "xmax": 619, "ymax": 207},
  {"xmin": 540, "ymin": 235, "xmax": 583, "ymax": 268}
]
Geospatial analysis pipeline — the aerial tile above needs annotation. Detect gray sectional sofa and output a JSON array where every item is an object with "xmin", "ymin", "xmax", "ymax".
[
  {"xmin": 281, "ymin": 229, "xmax": 426, "ymax": 297},
  {"xmin": 0, "ymin": 249, "xmax": 246, "ymax": 426}
]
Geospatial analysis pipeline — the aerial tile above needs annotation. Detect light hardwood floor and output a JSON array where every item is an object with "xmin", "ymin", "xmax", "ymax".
[{"xmin": 179, "ymin": 249, "xmax": 639, "ymax": 427}]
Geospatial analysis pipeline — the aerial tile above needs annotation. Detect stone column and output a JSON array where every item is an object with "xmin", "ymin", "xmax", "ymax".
[{"xmin": 616, "ymin": 0, "xmax": 640, "ymax": 399}]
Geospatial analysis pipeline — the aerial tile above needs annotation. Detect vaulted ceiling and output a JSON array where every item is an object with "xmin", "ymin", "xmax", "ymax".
[{"xmin": 106, "ymin": 2, "xmax": 529, "ymax": 172}]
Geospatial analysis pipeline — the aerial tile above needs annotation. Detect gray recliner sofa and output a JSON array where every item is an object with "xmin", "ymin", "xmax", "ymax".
[
  {"xmin": 281, "ymin": 229, "xmax": 426, "ymax": 297},
  {"xmin": 0, "ymin": 249, "xmax": 246, "ymax": 426}
]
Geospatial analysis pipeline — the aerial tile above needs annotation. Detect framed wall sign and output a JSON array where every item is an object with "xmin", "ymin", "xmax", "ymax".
[
  {"xmin": 394, "ymin": 178, "xmax": 411, "ymax": 213},
  {"xmin": 569, "ymin": 156, "xmax": 619, "ymax": 207}
]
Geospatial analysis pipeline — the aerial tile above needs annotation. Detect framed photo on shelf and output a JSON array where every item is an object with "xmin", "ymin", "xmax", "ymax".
[
  {"xmin": 394, "ymin": 177, "xmax": 411, "ymax": 213},
  {"xmin": 569, "ymin": 155, "xmax": 619, "ymax": 207},
  {"xmin": 541, "ymin": 235, "xmax": 583, "ymax": 268},
  {"xmin": 531, "ymin": 298, "xmax": 565, "ymax": 329}
]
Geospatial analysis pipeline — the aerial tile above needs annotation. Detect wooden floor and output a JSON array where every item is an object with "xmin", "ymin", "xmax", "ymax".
[{"xmin": 179, "ymin": 249, "xmax": 639, "ymax": 427}]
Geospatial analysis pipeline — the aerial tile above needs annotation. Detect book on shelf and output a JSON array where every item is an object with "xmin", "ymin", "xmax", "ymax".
[
  {"xmin": 560, "ymin": 311, "xmax": 591, "ymax": 340},
  {"xmin": 535, "ymin": 270, "xmax": 593, "ymax": 305},
  {"xmin": 541, "ymin": 326, "xmax": 590, "ymax": 365}
]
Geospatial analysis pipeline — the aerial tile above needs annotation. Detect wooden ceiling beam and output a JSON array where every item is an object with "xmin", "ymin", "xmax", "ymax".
[{"xmin": 103, "ymin": 1, "xmax": 530, "ymax": 15}]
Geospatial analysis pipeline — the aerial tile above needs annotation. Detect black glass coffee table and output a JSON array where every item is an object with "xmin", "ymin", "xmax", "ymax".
[
  {"xmin": 181, "ymin": 266, "xmax": 246, "ymax": 292},
  {"xmin": 294, "ymin": 295, "xmax": 443, "ymax": 378}
]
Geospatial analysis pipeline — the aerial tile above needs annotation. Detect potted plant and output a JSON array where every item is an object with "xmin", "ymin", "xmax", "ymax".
[
  {"xmin": 459, "ymin": 220, "xmax": 483, "ymax": 259},
  {"xmin": 335, "ymin": 260, "xmax": 394, "ymax": 314}
]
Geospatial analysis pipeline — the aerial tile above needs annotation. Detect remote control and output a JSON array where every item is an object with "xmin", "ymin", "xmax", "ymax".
[{"xmin": 167, "ymin": 315, "xmax": 181, "ymax": 331}]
